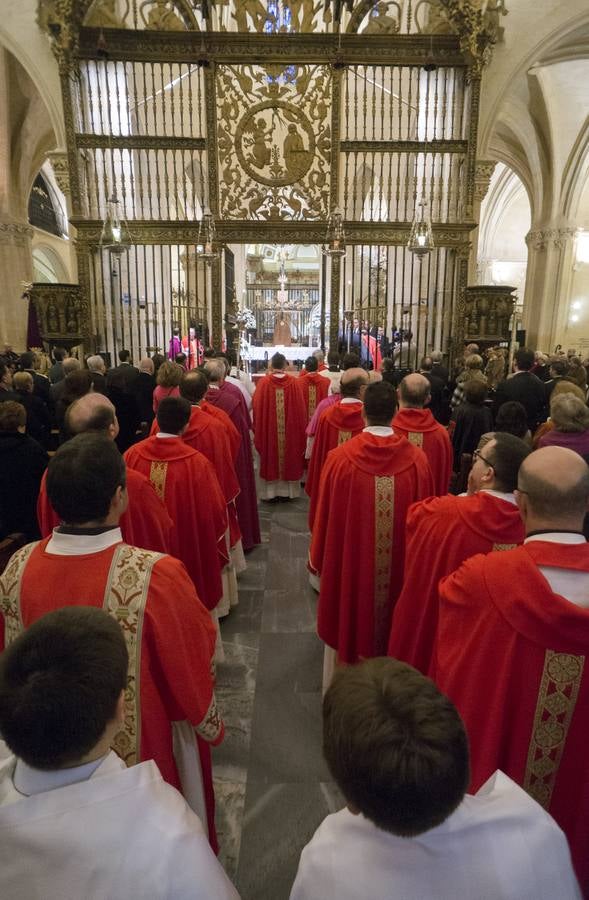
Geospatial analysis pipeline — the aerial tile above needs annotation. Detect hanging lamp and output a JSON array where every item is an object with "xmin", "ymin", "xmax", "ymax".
[
  {"xmin": 322, "ymin": 207, "xmax": 346, "ymax": 258},
  {"xmin": 100, "ymin": 191, "xmax": 129, "ymax": 257},
  {"xmin": 196, "ymin": 207, "xmax": 219, "ymax": 266}
]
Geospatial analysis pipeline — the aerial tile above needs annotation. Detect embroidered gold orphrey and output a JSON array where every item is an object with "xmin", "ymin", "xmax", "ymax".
[
  {"xmin": 149, "ymin": 460, "xmax": 168, "ymax": 500},
  {"xmin": 492, "ymin": 543, "xmax": 516, "ymax": 551},
  {"xmin": 103, "ymin": 544, "xmax": 163, "ymax": 766},
  {"xmin": 0, "ymin": 542, "xmax": 39, "ymax": 646},
  {"xmin": 523, "ymin": 650, "xmax": 585, "ymax": 809},
  {"xmin": 276, "ymin": 388, "xmax": 286, "ymax": 479},
  {"xmin": 374, "ymin": 476, "xmax": 395, "ymax": 655},
  {"xmin": 308, "ymin": 384, "xmax": 317, "ymax": 417},
  {"xmin": 338, "ymin": 430, "xmax": 352, "ymax": 445},
  {"xmin": 407, "ymin": 431, "xmax": 424, "ymax": 448}
]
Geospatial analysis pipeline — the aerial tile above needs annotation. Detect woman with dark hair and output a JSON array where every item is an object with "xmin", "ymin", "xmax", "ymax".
[
  {"xmin": 495, "ymin": 400, "xmax": 531, "ymax": 445},
  {"xmin": 450, "ymin": 380, "xmax": 493, "ymax": 468}
]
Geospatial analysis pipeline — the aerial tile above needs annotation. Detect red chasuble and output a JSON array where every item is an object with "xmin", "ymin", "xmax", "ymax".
[
  {"xmin": 125, "ymin": 436, "xmax": 227, "ymax": 609},
  {"xmin": 0, "ymin": 540, "xmax": 223, "ymax": 849},
  {"xmin": 434, "ymin": 542, "xmax": 589, "ymax": 891},
  {"xmin": 252, "ymin": 372, "xmax": 307, "ymax": 482},
  {"xmin": 311, "ymin": 432, "xmax": 434, "ymax": 663},
  {"xmin": 393, "ymin": 407, "xmax": 453, "ymax": 496},
  {"xmin": 206, "ymin": 383, "xmax": 261, "ymax": 552},
  {"xmin": 36, "ymin": 466, "xmax": 173, "ymax": 554},
  {"xmin": 152, "ymin": 406, "xmax": 242, "ymax": 547},
  {"xmin": 388, "ymin": 491, "xmax": 524, "ymax": 676},
  {"xmin": 298, "ymin": 372, "xmax": 329, "ymax": 423},
  {"xmin": 200, "ymin": 399, "xmax": 240, "ymax": 462},
  {"xmin": 306, "ymin": 401, "xmax": 365, "ymax": 530}
]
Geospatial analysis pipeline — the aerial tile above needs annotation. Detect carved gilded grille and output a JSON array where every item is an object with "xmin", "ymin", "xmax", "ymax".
[{"xmin": 64, "ymin": 22, "xmax": 477, "ymax": 361}]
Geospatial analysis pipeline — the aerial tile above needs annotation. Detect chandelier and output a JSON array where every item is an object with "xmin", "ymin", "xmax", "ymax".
[
  {"xmin": 196, "ymin": 207, "xmax": 219, "ymax": 266},
  {"xmin": 100, "ymin": 191, "xmax": 129, "ymax": 257},
  {"xmin": 407, "ymin": 197, "xmax": 434, "ymax": 260},
  {"xmin": 323, "ymin": 208, "xmax": 346, "ymax": 258}
]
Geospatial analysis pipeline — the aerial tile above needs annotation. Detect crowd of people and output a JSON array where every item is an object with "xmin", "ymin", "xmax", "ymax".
[{"xmin": 0, "ymin": 337, "xmax": 588, "ymax": 898}]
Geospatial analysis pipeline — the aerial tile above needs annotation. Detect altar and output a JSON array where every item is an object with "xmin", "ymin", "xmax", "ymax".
[{"xmin": 242, "ymin": 345, "xmax": 317, "ymax": 361}]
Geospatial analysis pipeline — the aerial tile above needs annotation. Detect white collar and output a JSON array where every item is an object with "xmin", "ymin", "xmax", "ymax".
[
  {"xmin": 480, "ymin": 489, "xmax": 517, "ymax": 506},
  {"xmin": 208, "ymin": 384, "xmax": 220, "ymax": 390},
  {"xmin": 525, "ymin": 533, "xmax": 586, "ymax": 545},
  {"xmin": 46, "ymin": 528, "xmax": 123, "ymax": 556},
  {"xmin": 13, "ymin": 753, "xmax": 112, "ymax": 797},
  {"xmin": 363, "ymin": 426, "xmax": 394, "ymax": 436},
  {"xmin": 272, "ymin": 372, "xmax": 286, "ymax": 378},
  {"xmin": 155, "ymin": 432, "xmax": 177, "ymax": 438},
  {"xmin": 341, "ymin": 397, "xmax": 363, "ymax": 405}
]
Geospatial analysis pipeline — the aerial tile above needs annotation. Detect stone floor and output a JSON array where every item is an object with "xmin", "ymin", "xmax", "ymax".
[{"xmin": 212, "ymin": 493, "xmax": 343, "ymax": 899}]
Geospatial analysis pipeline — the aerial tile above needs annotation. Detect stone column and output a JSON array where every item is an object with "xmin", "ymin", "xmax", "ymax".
[
  {"xmin": 468, "ymin": 160, "xmax": 496, "ymax": 283},
  {"xmin": 0, "ymin": 220, "xmax": 34, "ymax": 350},
  {"xmin": 523, "ymin": 226, "xmax": 576, "ymax": 351}
]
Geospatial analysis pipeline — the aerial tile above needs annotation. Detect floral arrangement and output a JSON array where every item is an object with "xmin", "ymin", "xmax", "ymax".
[{"xmin": 235, "ymin": 307, "xmax": 257, "ymax": 330}]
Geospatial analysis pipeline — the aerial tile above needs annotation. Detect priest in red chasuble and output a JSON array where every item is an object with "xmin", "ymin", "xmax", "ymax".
[
  {"xmin": 0, "ymin": 434, "xmax": 224, "ymax": 851},
  {"xmin": 388, "ymin": 432, "xmax": 530, "ymax": 676},
  {"xmin": 125, "ymin": 397, "xmax": 227, "ymax": 613},
  {"xmin": 433, "ymin": 446, "xmax": 589, "ymax": 892},
  {"xmin": 204, "ymin": 358, "xmax": 260, "ymax": 552},
  {"xmin": 298, "ymin": 356, "xmax": 329, "ymax": 424},
  {"xmin": 252, "ymin": 352, "xmax": 307, "ymax": 500},
  {"xmin": 310, "ymin": 382, "xmax": 433, "ymax": 687},
  {"xmin": 306, "ymin": 367, "xmax": 369, "ymax": 530},
  {"xmin": 37, "ymin": 393, "xmax": 173, "ymax": 554},
  {"xmin": 393, "ymin": 373, "xmax": 453, "ymax": 496}
]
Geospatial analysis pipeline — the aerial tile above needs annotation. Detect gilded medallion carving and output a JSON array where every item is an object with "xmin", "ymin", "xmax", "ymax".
[{"xmin": 217, "ymin": 64, "xmax": 331, "ymax": 221}]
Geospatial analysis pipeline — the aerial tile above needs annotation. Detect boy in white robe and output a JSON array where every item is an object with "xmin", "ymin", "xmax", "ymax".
[
  {"xmin": 0, "ymin": 607, "xmax": 239, "ymax": 900},
  {"xmin": 290, "ymin": 657, "xmax": 580, "ymax": 900}
]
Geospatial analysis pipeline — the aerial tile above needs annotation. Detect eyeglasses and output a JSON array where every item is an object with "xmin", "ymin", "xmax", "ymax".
[{"xmin": 473, "ymin": 448, "xmax": 495, "ymax": 470}]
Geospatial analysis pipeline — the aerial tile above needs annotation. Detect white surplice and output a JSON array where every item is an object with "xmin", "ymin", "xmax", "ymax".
[
  {"xmin": 0, "ymin": 746, "xmax": 239, "ymax": 900},
  {"xmin": 290, "ymin": 771, "xmax": 581, "ymax": 900}
]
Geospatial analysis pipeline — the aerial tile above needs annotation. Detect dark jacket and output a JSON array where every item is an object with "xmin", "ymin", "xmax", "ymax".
[
  {"xmin": 451, "ymin": 402, "xmax": 494, "ymax": 468},
  {"xmin": 106, "ymin": 362, "xmax": 140, "ymax": 394},
  {"xmin": 493, "ymin": 371, "xmax": 546, "ymax": 430},
  {"xmin": 13, "ymin": 390, "xmax": 52, "ymax": 448},
  {"xmin": 24, "ymin": 369, "xmax": 52, "ymax": 408},
  {"xmin": 48, "ymin": 361, "xmax": 65, "ymax": 384},
  {"xmin": 88, "ymin": 371, "xmax": 108, "ymax": 395},
  {"xmin": 136, "ymin": 372, "xmax": 156, "ymax": 426},
  {"xmin": 422, "ymin": 371, "xmax": 447, "ymax": 423},
  {"xmin": 0, "ymin": 432, "xmax": 48, "ymax": 541},
  {"xmin": 431, "ymin": 362, "xmax": 449, "ymax": 385}
]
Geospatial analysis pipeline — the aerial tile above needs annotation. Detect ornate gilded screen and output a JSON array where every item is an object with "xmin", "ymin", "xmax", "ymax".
[{"xmin": 49, "ymin": 0, "xmax": 486, "ymax": 362}]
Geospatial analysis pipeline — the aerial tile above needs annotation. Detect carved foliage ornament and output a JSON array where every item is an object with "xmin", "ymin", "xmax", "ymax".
[{"xmin": 217, "ymin": 64, "xmax": 331, "ymax": 222}]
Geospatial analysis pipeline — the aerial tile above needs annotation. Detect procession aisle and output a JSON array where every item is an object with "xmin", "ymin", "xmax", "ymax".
[{"xmin": 213, "ymin": 492, "xmax": 342, "ymax": 900}]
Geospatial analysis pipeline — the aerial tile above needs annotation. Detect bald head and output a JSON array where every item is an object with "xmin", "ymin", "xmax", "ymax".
[
  {"xmin": 139, "ymin": 357, "xmax": 154, "ymax": 375},
  {"xmin": 204, "ymin": 359, "xmax": 226, "ymax": 384},
  {"xmin": 517, "ymin": 446, "xmax": 589, "ymax": 530},
  {"xmin": 399, "ymin": 373, "xmax": 431, "ymax": 409},
  {"xmin": 65, "ymin": 392, "xmax": 118, "ymax": 439},
  {"xmin": 340, "ymin": 367, "xmax": 369, "ymax": 399},
  {"xmin": 180, "ymin": 370, "xmax": 209, "ymax": 404}
]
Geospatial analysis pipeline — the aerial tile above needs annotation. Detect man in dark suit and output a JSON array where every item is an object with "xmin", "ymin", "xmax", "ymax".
[
  {"xmin": 0, "ymin": 362, "xmax": 19, "ymax": 403},
  {"xmin": 420, "ymin": 356, "xmax": 447, "ymax": 423},
  {"xmin": 430, "ymin": 350, "xmax": 449, "ymax": 385},
  {"xmin": 86, "ymin": 355, "xmax": 108, "ymax": 395},
  {"xmin": 543, "ymin": 357, "xmax": 569, "ymax": 403},
  {"xmin": 493, "ymin": 347, "xmax": 546, "ymax": 431},
  {"xmin": 50, "ymin": 357, "xmax": 81, "ymax": 407},
  {"xmin": 106, "ymin": 349, "xmax": 139, "ymax": 393},
  {"xmin": 48, "ymin": 347, "xmax": 68, "ymax": 384},
  {"xmin": 136, "ymin": 357, "xmax": 156, "ymax": 429},
  {"xmin": 19, "ymin": 352, "xmax": 51, "ymax": 408}
]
